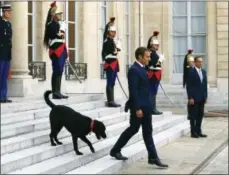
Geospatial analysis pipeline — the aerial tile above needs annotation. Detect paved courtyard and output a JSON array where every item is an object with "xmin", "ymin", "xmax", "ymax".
[{"xmin": 118, "ymin": 117, "xmax": 228, "ymax": 174}]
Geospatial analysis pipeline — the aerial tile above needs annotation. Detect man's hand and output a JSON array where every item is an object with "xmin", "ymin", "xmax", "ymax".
[
  {"xmin": 188, "ymin": 99, "xmax": 194, "ymax": 105},
  {"xmin": 136, "ymin": 109, "xmax": 143, "ymax": 118}
]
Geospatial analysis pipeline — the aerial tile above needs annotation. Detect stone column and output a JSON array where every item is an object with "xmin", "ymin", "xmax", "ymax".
[{"xmin": 8, "ymin": 2, "xmax": 38, "ymax": 97}]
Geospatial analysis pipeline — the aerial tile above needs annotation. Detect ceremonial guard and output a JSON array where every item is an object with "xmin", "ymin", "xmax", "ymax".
[
  {"xmin": 43, "ymin": 1, "xmax": 68, "ymax": 99},
  {"xmin": 102, "ymin": 17, "xmax": 121, "ymax": 107},
  {"xmin": 183, "ymin": 48, "xmax": 194, "ymax": 88},
  {"xmin": 184, "ymin": 55, "xmax": 194, "ymax": 120},
  {"xmin": 146, "ymin": 31, "xmax": 164, "ymax": 115},
  {"xmin": 0, "ymin": 4, "xmax": 12, "ymax": 103}
]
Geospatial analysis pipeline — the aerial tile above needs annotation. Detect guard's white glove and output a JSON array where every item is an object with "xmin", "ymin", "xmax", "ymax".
[
  {"xmin": 59, "ymin": 20, "xmax": 66, "ymax": 33},
  {"xmin": 158, "ymin": 53, "xmax": 165, "ymax": 63},
  {"xmin": 114, "ymin": 38, "xmax": 122, "ymax": 51}
]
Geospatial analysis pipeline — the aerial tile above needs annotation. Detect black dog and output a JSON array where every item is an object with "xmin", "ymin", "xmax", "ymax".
[{"xmin": 44, "ymin": 90, "xmax": 107, "ymax": 155}]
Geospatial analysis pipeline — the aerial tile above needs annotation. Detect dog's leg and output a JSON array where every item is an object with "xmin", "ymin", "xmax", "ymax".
[
  {"xmin": 49, "ymin": 133, "xmax": 57, "ymax": 146},
  {"xmin": 72, "ymin": 135, "xmax": 83, "ymax": 155},
  {"xmin": 53, "ymin": 124, "xmax": 63, "ymax": 145},
  {"xmin": 80, "ymin": 136, "xmax": 95, "ymax": 153}
]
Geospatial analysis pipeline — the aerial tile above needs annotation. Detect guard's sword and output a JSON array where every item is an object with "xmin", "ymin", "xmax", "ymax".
[
  {"xmin": 66, "ymin": 59, "xmax": 82, "ymax": 84},
  {"xmin": 159, "ymin": 82, "xmax": 175, "ymax": 105}
]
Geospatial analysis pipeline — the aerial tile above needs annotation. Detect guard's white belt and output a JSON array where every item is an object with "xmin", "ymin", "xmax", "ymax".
[
  {"xmin": 149, "ymin": 66, "xmax": 161, "ymax": 70},
  {"xmin": 49, "ymin": 39, "xmax": 65, "ymax": 46},
  {"xmin": 105, "ymin": 54, "xmax": 117, "ymax": 59}
]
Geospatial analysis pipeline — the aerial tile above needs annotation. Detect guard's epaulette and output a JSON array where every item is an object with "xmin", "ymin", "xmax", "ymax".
[
  {"xmin": 104, "ymin": 39, "xmax": 108, "ymax": 43},
  {"xmin": 186, "ymin": 66, "xmax": 190, "ymax": 68},
  {"xmin": 47, "ymin": 21, "xmax": 52, "ymax": 26}
]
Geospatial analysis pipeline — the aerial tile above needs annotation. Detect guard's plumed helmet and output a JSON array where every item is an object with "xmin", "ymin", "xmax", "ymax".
[{"xmin": 150, "ymin": 31, "xmax": 160, "ymax": 45}]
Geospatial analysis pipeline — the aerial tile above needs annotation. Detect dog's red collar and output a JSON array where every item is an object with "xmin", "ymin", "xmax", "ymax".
[{"xmin": 90, "ymin": 120, "xmax": 95, "ymax": 132}]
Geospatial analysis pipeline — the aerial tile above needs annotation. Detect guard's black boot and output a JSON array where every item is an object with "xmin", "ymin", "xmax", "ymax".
[
  {"xmin": 152, "ymin": 95, "xmax": 162, "ymax": 115},
  {"xmin": 148, "ymin": 157, "xmax": 169, "ymax": 168},
  {"xmin": 106, "ymin": 87, "xmax": 119, "ymax": 108},
  {"xmin": 58, "ymin": 76, "xmax": 69, "ymax": 99},
  {"xmin": 52, "ymin": 75, "xmax": 62, "ymax": 99},
  {"xmin": 110, "ymin": 87, "xmax": 121, "ymax": 107}
]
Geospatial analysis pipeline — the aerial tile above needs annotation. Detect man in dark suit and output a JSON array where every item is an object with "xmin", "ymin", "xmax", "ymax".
[
  {"xmin": 187, "ymin": 56, "xmax": 208, "ymax": 138},
  {"xmin": 110, "ymin": 47, "xmax": 168, "ymax": 168}
]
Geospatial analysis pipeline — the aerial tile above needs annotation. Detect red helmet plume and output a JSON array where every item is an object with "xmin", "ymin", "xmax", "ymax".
[{"xmin": 153, "ymin": 31, "xmax": 159, "ymax": 37}]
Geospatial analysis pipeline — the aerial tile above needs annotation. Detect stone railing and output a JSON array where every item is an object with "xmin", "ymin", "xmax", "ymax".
[
  {"xmin": 28, "ymin": 61, "xmax": 46, "ymax": 81},
  {"xmin": 64, "ymin": 62, "xmax": 87, "ymax": 81}
]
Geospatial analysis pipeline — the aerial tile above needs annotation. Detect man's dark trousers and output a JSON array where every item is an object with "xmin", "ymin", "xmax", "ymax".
[
  {"xmin": 0, "ymin": 60, "xmax": 10, "ymax": 100},
  {"xmin": 111, "ymin": 110, "xmax": 158, "ymax": 159}
]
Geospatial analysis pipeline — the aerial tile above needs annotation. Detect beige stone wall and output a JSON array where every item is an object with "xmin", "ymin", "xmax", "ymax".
[{"xmin": 216, "ymin": 2, "xmax": 228, "ymax": 93}]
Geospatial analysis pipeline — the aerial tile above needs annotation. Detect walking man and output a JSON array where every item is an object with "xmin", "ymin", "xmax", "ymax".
[
  {"xmin": 110, "ymin": 47, "xmax": 168, "ymax": 168},
  {"xmin": 187, "ymin": 56, "xmax": 208, "ymax": 138},
  {"xmin": 146, "ymin": 31, "xmax": 164, "ymax": 115},
  {"xmin": 0, "ymin": 4, "xmax": 12, "ymax": 103},
  {"xmin": 43, "ymin": 1, "xmax": 68, "ymax": 99},
  {"xmin": 102, "ymin": 17, "xmax": 121, "ymax": 107}
]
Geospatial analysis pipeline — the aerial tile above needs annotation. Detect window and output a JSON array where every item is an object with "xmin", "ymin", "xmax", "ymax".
[
  {"xmin": 172, "ymin": 1, "xmax": 207, "ymax": 73},
  {"xmin": 138, "ymin": 1, "xmax": 143, "ymax": 46},
  {"xmin": 125, "ymin": 2, "xmax": 131, "ymax": 64},
  {"xmin": 100, "ymin": 1, "xmax": 108, "ymax": 62},
  {"xmin": 28, "ymin": 1, "xmax": 36, "ymax": 64},
  {"xmin": 65, "ymin": 1, "xmax": 78, "ymax": 65}
]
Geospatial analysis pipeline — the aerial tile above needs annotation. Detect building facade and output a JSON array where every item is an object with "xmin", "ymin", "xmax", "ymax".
[{"xmin": 1, "ymin": 1, "xmax": 228, "ymax": 97}]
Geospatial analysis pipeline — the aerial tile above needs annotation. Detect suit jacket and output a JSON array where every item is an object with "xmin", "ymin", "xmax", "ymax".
[
  {"xmin": 187, "ymin": 67, "xmax": 208, "ymax": 103},
  {"xmin": 127, "ymin": 61, "xmax": 153, "ymax": 115}
]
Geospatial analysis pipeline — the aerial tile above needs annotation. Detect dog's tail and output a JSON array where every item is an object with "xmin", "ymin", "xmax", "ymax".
[{"xmin": 44, "ymin": 90, "xmax": 55, "ymax": 108}]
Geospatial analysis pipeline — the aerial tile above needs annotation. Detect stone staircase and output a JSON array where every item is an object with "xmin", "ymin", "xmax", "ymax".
[{"xmin": 1, "ymin": 93, "xmax": 190, "ymax": 174}]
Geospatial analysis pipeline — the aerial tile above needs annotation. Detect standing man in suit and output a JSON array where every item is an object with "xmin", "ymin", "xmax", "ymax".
[
  {"xmin": 0, "ymin": 4, "xmax": 12, "ymax": 103},
  {"xmin": 187, "ymin": 56, "xmax": 208, "ymax": 138},
  {"xmin": 110, "ymin": 47, "xmax": 168, "ymax": 168}
]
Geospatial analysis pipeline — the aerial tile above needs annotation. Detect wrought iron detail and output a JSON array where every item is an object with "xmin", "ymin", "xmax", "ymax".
[
  {"xmin": 28, "ymin": 61, "xmax": 46, "ymax": 81},
  {"xmin": 126, "ymin": 64, "xmax": 132, "ymax": 76},
  {"xmin": 65, "ymin": 62, "xmax": 87, "ymax": 81},
  {"xmin": 100, "ymin": 63, "xmax": 106, "ymax": 79}
]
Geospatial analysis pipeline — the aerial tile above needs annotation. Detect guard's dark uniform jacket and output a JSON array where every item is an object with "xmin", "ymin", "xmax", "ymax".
[
  {"xmin": 0, "ymin": 16, "xmax": 12, "ymax": 61},
  {"xmin": 47, "ymin": 20, "xmax": 67, "ymax": 61},
  {"xmin": 102, "ymin": 37, "xmax": 120, "ymax": 72},
  {"xmin": 183, "ymin": 53, "xmax": 192, "ymax": 88},
  {"xmin": 147, "ymin": 50, "xmax": 162, "ymax": 81}
]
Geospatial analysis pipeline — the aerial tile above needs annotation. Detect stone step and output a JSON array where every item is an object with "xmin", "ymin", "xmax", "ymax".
[
  {"xmin": 1, "ymin": 107, "xmax": 124, "ymax": 139},
  {"xmin": 66, "ymin": 121, "xmax": 190, "ymax": 174},
  {"xmin": 1, "ymin": 94, "xmax": 104, "ymax": 114},
  {"xmin": 6, "ymin": 115, "xmax": 186, "ymax": 174},
  {"xmin": 1, "ymin": 99, "xmax": 106, "ymax": 126},
  {"xmin": 1, "ymin": 111, "xmax": 128, "ymax": 155}
]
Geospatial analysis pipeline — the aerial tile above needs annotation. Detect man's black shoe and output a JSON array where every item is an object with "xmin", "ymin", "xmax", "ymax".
[
  {"xmin": 53, "ymin": 93, "xmax": 62, "ymax": 99},
  {"xmin": 110, "ymin": 152, "xmax": 128, "ymax": 160},
  {"xmin": 0, "ymin": 99, "xmax": 12, "ymax": 103},
  {"xmin": 198, "ymin": 133, "xmax": 207, "ymax": 138},
  {"xmin": 152, "ymin": 110, "xmax": 163, "ymax": 115},
  {"xmin": 148, "ymin": 158, "xmax": 169, "ymax": 168},
  {"xmin": 191, "ymin": 133, "xmax": 199, "ymax": 138}
]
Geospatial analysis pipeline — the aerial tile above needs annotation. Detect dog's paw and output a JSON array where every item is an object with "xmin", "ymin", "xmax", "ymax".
[
  {"xmin": 90, "ymin": 147, "xmax": 95, "ymax": 153},
  {"xmin": 76, "ymin": 151, "xmax": 83, "ymax": 155},
  {"xmin": 57, "ymin": 141, "xmax": 63, "ymax": 145}
]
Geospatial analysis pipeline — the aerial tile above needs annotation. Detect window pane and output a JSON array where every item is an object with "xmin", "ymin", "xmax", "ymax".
[
  {"xmin": 125, "ymin": 15, "xmax": 129, "ymax": 33},
  {"xmin": 69, "ymin": 50, "xmax": 75, "ymax": 65},
  {"xmin": 102, "ymin": 1, "xmax": 106, "ymax": 7},
  {"xmin": 191, "ymin": 1, "xmax": 206, "ymax": 15},
  {"xmin": 125, "ymin": 2, "xmax": 130, "ymax": 13},
  {"xmin": 191, "ymin": 16, "xmax": 206, "ymax": 34},
  {"xmin": 101, "ymin": 7, "xmax": 106, "ymax": 28},
  {"xmin": 173, "ymin": 17, "xmax": 187, "ymax": 34},
  {"xmin": 28, "ymin": 15, "xmax": 33, "ymax": 45},
  {"xmin": 68, "ymin": 23, "xmax": 75, "ymax": 48},
  {"xmin": 28, "ymin": 1, "xmax": 33, "ymax": 14},
  {"xmin": 173, "ymin": 36, "xmax": 187, "ymax": 55},
  {"xmin": 28, "ymin": 46, "xmax": 33, "ymax": 63},
  {"xmin": 173, "ymin": 2, "xmax": 187, "ymax": 16},
  {"xmin": 191, "ymin": 36, "xmax": 206, "ymax": 53},
  {"xmin": 68, "ymin": 1, "xmax": 75, "ymax": 22},
  {"xmin": 173, "ymin": 56, "xmax": 184, "ymax": 73}
]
